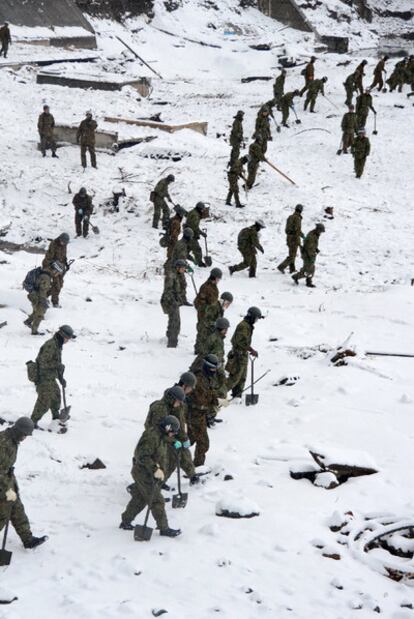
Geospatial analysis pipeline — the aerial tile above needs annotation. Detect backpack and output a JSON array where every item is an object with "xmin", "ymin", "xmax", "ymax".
[
  {"xmin": 22, "ymin": 267, "xmax": 44, "ymax": 293},
  {"xmin": 301, "ymin": 68, "xmax": 306, "ymax": 76},
  {"xmin": 26, "ymin": 360, "xmax": 39, "ymax": 383}
]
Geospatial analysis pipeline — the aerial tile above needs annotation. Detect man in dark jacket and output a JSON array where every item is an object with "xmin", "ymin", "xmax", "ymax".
[
  {"xmin": 76, "ymin": 112, "xmax": 97, "ymax": 169},
  {"xmin": 38, "ymin": 105, "xmax": 57, "ymax": 157},
  {"xmin": 73, "ymin": 187, "xmax": 93, "ymax": 238},
  {"xmin": 229, "ymin": 220, "xmax": 266, "ymax": 278}
]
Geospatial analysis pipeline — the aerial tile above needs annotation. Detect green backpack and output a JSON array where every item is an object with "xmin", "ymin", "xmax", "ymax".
[{"xmin": 26, "ymin": 360, "xmax": 39, "ymax": 383}]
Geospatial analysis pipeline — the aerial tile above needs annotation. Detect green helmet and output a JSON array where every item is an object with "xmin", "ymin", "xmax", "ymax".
[
  {"xmin": 221, "ymin": 291, "xmax": 233, "ymax": 303},
  {"xmin": 183, "ymin": 227, "xmax": 194, "ymax": 240},
  {"xmin": 59, "ymin": 233, "xmax": 70, "ymax": 244},
  {"xmin": 175, "ymin": 259, "xmax": 188, "ymax": 269},
  {"xmin": 179, "ymin": 372, "xmax": 197, "ymax": 388},
  {"xmin": 210, "ymin": 267, "xmax": 222, "ymax": 280},
  {"xmin": 295, "ymin": 204, "xmax": 304, "ymax": 213},
  {"xmin": 160, "ymin": 415, "xmax": 180, "ymax": 434},
  {"xmin": 215, "ymin": 317, "xmax": 230, "ymax": 331},
  {"xmin": 12, "ymin": 417, "xmax": 34, "ymax": 440},
  {"xmin": 167, "ymin": 385, "xmax": 186, "ymax": 403},
  {"xmin": 203, "ymin": 353, "xmax": 220, "ymax": 370},
  {"xmin": 315, "ymin": 223, "xmax": 325, "ymax": 233},
  {"xmin": 59, "ymin": 325, "xmax": 76, "ymax": 339},
  {"xmin": 247, "ymin": 306, "xmax": 262, "ymax": 321}
]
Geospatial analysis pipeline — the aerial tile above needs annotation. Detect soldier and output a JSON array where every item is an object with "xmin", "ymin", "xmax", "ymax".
[
  {"xmin": 120, "ymin": 415, "xmax": 182, "ymax": 538},
  {"xmin": 277, "ymin": 204, "xmax": 304, "ymax": 274},
  {"xmin": 76, "ymin": 111, "xmax": 97, "ymax": 169},
  {"xmin": 151, "ymin": 174, "xmax": 175, "ymax": 229},
  {"xmin": 226, "ymin": 307, "xmax": 262, "ymax": 399},
  {"xmin": 145, "ymin": 384, "xmax": 198, "ymax": 486},
  {"xmin": 370, "ymin": 56, "xmax": 389, "ymax": 91},
  {"xmin": 254, "ymin": 105, "xmax": 272, "ymax": 153},
  {"xmin": 0, "ymin": 23, "xmax": 11, "ymax": 58},
  {"xmin": 246, "ymin": 135, "xmax": 265, "ymax": 189},
  {"xmin": 164, "ymin": 205, "xmax": 186, "ymax": 259},
  {"xmin": 226, "ymin": 155, "xmax": 248, "ymax": 208},
  {"xmin": 24, "ymin": 262, "xmax": 64, "ymax": 335},
  {"xmin": 386, "ymin": 57, "xmax": 408, "ymax": 93},
  {"xmin": 355, "ymin": 89, "xmax": 376, "ymax": 129},
  {"xmin": 280, "ymin": 90, "xmax": 300, "ymax": 127},
  {"xmin": 42, "ymin": 233, "xmax": 70, "ymax": 307},
  {"xmin": 300, "ymin": 56, "xmax": 316, "ymax": 96},
  {"xmin": 273, "ymin": 69, "xmax": 286, "ymax": 109},
  {"xmin": 37, "ymin": 105, "xmax": 57, "ymax": 158},
  {"xmin": 292, "ymin": 223, "xmax": 325, "ymax": 287},
  {"xmin": 344, "ymin": 71, "xmax": 357, "ymax": 107},
  {"xmin": 304, "ymin": 76, "xmax": 327, "ymax": 112},
  {"xmin": 354, "ymin": 60, "xmax": 368, "ymax": 95},
  {"xmin": 0, "ymin": 417, "xmax": 47, "ymax": 549},
  {"xmin": 167, "ymin": 228, "xmax": 196, "ymax": 304},
  {"xmin": 352, "ymin": 128, "xmax": 371, "ymax": 179},
  {"xmin": 228, "ymin": 110, "xmax": 244, "ymax": 168},
  {"xmin": 73, "ymin": 187, "xmax": 94, "ymax": 238},
  {"xmin": 202, "ymin": 291, "xmax": 233, "ymax": 341},
  {"xmin": 340, "ymin": 104, "xmax": 358, "ymax": 154},
  {"xmin": 30, "ymin": 325, "xmax": 76, "ymax": 426},
  {"xmin": 187, "ymin": 354, "xmax": 220, "ymax": 467},
  {"xmin": 194, "ymin": 267, "xmax": 222, "ymax": 355},
  {"xmin": 185, "ymin": 202, "xmax": 208, "ymax": 267},
  {"xmin": 229, "ymin": 220, "xmax": 266, "ymax": 278},
  {"xmin": 161, "ymin": 259, "xmax": 188, "ymax": 348}
]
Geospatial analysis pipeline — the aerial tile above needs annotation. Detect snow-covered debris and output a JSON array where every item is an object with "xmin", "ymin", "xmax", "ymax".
[{"xmin": 215, "ymin": 494, "xmax": 260, "ymax": 519}]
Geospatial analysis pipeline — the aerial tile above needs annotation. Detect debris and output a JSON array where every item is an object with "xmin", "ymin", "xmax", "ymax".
[
  {"xmin": 0, "ymin": 240, "xmax": 45, "ymax": 255},
  {"xmin": 216, "ymin": 495, "xmax": 260, "ymax": 519},
  {"xmin": 249, "ymin": 43, "xmax": 272, "ymax": 51},
  {"xmin": 366, "ymin": 351, "xmax": 414, "ymax": 359},
  {"xmin": 115, "ymin": 36, "xmax": 163, "ymax": 79},
  {"xmin": 106, "ymin": 116, "xmax": 208, "ymax": 136},
  {"xmin": 152, "ymin": 609, "xmax": 168, "ymax": 617},
  {"xmin": 37, "ymin": 71, "xmax": 151, "ymax": 97},
  {"xmin": 330, "ymin": 349, "xmax": 356, "ymax": 366},
  {"xmin": 322, "ymin": 552, "xmax": 341, "ymax": 560},
  {"xmin": 309, "ymin": 450, "xmax": 378, "ymax": 481},
  {"xmin": 0, "ymin": 321, "xmax": 7, "ymax": 329},
  {"xmin": 314, "ymin": 471, "xmax": 339, "ymax": 489},
  {"xmin": 153, "ymin": 26, "xmax": 221, "ymax": 49},
  {"xmin": 241, "ymin": 76, "xmax": 272, "ymax": 83},
  {"xmin": 80, "ymin": 458, "xmax": 106, "ymax": 470},
  {"xmin": 273, "ymin": 375, "xmax": 300, "ymax": 387}
]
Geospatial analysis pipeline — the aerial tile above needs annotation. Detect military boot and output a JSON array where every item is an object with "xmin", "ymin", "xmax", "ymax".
[
  {"xmin": 289, "ymin": 264, "xmax": 296, "ymax": 274},
  {"xmin": 225, "ymin": 192, "xmax": 232, "ymax": 206},
  {"xmin": 248, "ymin": 267, "xmax": 256, "ymax": 278},
  {"xmin": 23, "ymin": 535, "xmax": 47, "ymax": 549},
  {"xmin": 23, "ymin": 318, "xmax": 32, "ymax": 328},
  {"xmin": 292, "ymin": 274, "xmax": 299, "ymax": 285},
  {"xmin": 228, "ymin": 266, "xmax": 235, "ymax": 276},
  {"xmin": 119, "ymin": 521, "xmax": 134, "ymax": 531},
  {"xmin": 160, "ymin": 527, "xmax": 181, "ymax": 538},
  {"xmin": 277, "ymin": 265, "xmax": 285, "ymax": 274},
  {"xmin": 306, "ymin": 278, "xmax": 315, "ymax": 288}
]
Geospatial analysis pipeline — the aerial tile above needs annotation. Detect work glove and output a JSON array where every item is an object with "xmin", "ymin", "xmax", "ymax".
[
  {"xmin": 182, "ymin": 440, "xmax": 191, "ymax": 449},
  {"xmin": 154, "ymin": 468, "xmax": 164, "ymax": 481},
  {"xmin": 6, "ymin": 489, "xmax": 17, "ymax": 502},
  {"xmin": 59, "ymin": 377, "xmax": 67, "ymax": 389},
  {"xmin": 206, "ymin": 414, "xmax": 216, "ymax": 428},
  {"xmin": 258, "ymin": 246, "xmax": 264, "ymax": 254},
  {"xmin": 173, "ymin": 440, "xmax": 182, "ymax": 450},
  {"xmin": 186, "ymin": 265, "xmax": 194, "ymax": 274},
  {"xmin": 250, "ymin": 348, "xmax": 259, "ymax": 358},
  {"xmin": 78, "ymin": 209, "xmax": 83, "ymax": 215},
  {"xmin": 190, "ymin": 474, "xmax": 201, "ymax": 486},
  {"xmin": 218, "ymin": 397, "xmax": 230, "ymax": 408},
  {"xmin": 201, "ymin": 231, "xmax": 207, "ymax": 238}
]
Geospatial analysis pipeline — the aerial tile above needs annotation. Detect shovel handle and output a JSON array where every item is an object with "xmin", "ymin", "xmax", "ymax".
[{"xmin": 175, "ymin": 452, "xmax": 182, "ymax": 495}]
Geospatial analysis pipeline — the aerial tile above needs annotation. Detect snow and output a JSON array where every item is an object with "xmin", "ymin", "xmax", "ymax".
[{"xmin": 0, "ymin": 0, "xmax": 414, "ymax": 617}]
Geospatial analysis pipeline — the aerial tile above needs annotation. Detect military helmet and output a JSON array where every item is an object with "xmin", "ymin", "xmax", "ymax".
[
  {"xmin": 255, "ymin": 219, "xmax": 266, "ymax": 229},
  {"xmin": 160, "ymin": 415, "xmax": 180, "ymax": 434},
  {"xmin": 203, "ymin": 353, "xmax": 220, "ymax": 370},
  {"xmin": 183, "ymin": 227, "xmax": 194, "ymax": 240},
  {"xmin": 220, "ymin": 291, "xmax": 233, "ymax": 303},
  {"xmin": 59, "ymin": 324, "xmax": 76, "ymax": 339},
  {"xmin": 295, "ymin": 204, "xmax": 304, "ymax": 212},
  {"xmin": 79, "ymin": 187, "xmax": 87, "ymax": 195},
  {"xmin": 281, "ymin": 69, "xmax": 286, "ymax": 74},
  {"xmin": 293, "ymin": 89, "xmax": 300, "ymax": 96},
  {"xmin": 86, "ymin": 110, "xmax": 93, "ymax": 117},
  {"xmin": 51, "ymin": 260, "xmax": 65, "ymax": 274},
  {"xmin": 174, "ymin": 204, "xmax": 186, "ymax": 218},
  {"xmin": 311, "ymin": 56, "xmax": 316, "ymax": 61},
  {"xmin": 179, "ymin": 372, "xmax": 197, "ymax": 388},
  {"xmin": 357, "ymin": 127, "xmax": 366, "ymax": 134},
  {"xmin": 167, "ymin": 385, "xmax": 186, "ymax": 403},
  {"xmin": 195, "ymin": 201, "xmax": 206, "ymax": 212},
  {"xmin": 235, "ymin": 110, "xmax": 244, "ymax": 118},
  {"xmin": 59, "ymin": 233, "xmax": 70, "ymax": 245},
  {"xmin": 13, "ymin": 417, "xmax": 34, "ymax": 438},
  {"xmin": 175, "ymin": 259, "xmax": 188, "ymax": 269},
  {"xmin": 167, "ymin": 174, "xmax": 175, "ymax": 182},
  {"xmin": 322, "ymin": 76, "xmax": 328, "ymax": 82},
  {"xmin": 210, "ymin": 267, "xmax": 222, "ymax": 280},
  {"xmin": 43, "ymin": 104, "xmax": 50, "ymax": 111},
  {"xmin": 247, "ymin": 306, "xmax": 262, "ymax": 320},
  {"xmin": 215, "ymin": 317, "xmax": 230, "ymax": 331},
  {"xmin": 315, "ymin": 223, "xmax": 325, "ymax": 233}
]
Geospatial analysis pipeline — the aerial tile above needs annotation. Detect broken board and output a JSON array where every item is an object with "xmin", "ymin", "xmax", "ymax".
[
  {"xmin": 104, "ymin": 116, "xmax": 208, "ymax": 137},
  {"xmin": 37, "ymin": 71, "xmax": 151, "ymax": 98}
]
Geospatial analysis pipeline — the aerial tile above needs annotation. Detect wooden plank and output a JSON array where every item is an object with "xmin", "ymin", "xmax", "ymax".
[{"xmin": 105, "ymin": 116, "xmax": 208, "ymax": 136}]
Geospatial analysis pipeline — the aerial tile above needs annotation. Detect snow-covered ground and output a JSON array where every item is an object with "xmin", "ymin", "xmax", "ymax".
[{"xmin": 1, "ymin": 1, "xmax": 414, "ymax": 617}]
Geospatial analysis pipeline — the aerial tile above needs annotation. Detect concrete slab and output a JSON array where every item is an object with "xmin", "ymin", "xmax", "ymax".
[
  {"xmin": 105, "ymin": 116, "xmax": 208, "ymax": 136},
  {"xmin": 36, "ymin": 70, "xmax": 151, "ymax": 97},
  {"xmin": 0, "ymin": 0, "xmax": 94, "ymax": 33},
  {"xmin": 0, "ymin": 45, "xmax": 99, "ymax": 69},
  {"xmin": 52, "ymin": 125, "xmax": 118, "ymax": 150}
]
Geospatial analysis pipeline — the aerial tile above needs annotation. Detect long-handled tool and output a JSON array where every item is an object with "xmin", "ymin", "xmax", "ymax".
[
  {"xmin": 0, "ymin": 510, "xmax": 12, "ymax": 566},
  {"xmin": 292, "ymin": 106, "xmax": 302, "ymax": 125},
  {"xmin": 271, "ymin": 116, "xmax": 281, "ymax": 134},
  {"xmin": 134, "ymin": 483, "xmax": 159, "ymax": 542},
  {"xmin": 202, "ymin": 229, "xmax": 212, "ymax": 267},
  {"xmin": 59, "ymin": 385, "xmax": 71, "ymax": 422},
  {"xmin": 88, "ymin": 218, "xmax": 100, "ymax": 235},
  {"xmin": 323, "ymin": 94, "xmax": 339, "ymax": 111},
  {"xmin": 265, "ymin": 158, "xmax": 296, "ymax": 186},
  {"xmin": 229, "ymin": 369, "xmax": 270, "ymax": 402},
  {"xmin": 336, "ymin": 137, "xmax": 343, "ymax": 156},
  {"xmin": 245, "ymin": 356, "xmax": 259, "ymax": 406},
  {"xmin": 190, "ymin": 273, "xmax": 198, "ymax": 296},
  {"xmin": 172, "ymin": 454, "xmax": 188, "ymax": 509},
  {"xmin": 373, "ymin": 113, "xmax": 378, "ymax": 135}
]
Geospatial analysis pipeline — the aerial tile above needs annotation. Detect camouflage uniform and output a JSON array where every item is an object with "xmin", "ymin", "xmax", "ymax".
[
  {"xmin": 187, "ymin": 368, "xmax": 219, "ymax": 466},
  {"xmin": 254, "ymin": 109, "xmax": 271, "ymax": 153},
  {"xmin": 226, "ymin": 318, "xmax": 254, "ymax": 397},
  {"xmin": 226, "ymin": 156, "xmax": 246, "ymax": 207},
  {"xmin": 246, "ymin": 139, "xmax": 265, "ymax": 189},
  {"xmin": 355, "ymin": 92, "xmax": 375, "ymax": 129},
  {"xmin": 194, "ymin": 278, "xmax": 219, "ymax": 354},
  {"xmin": 294, "ymin": 229, "xmax": 322, "ymax": 284},
  {"xmin": 42, "ymin": 238, "xmax": 68, "ymax": 305},
  {"xmin": 341, "ymin": 110, "xmax": 358, "ymax": 153},
  {"xmin": 185, "ymin": 207, "xmax": 206, "ymax": 266},
  {"xmin": 0, "ymin": 429, "xmax": 32, "ymax": 545},
  {"xmin": 121, "ymin": 427, "xmax": 171, "ymax": 529},
  {"xmin": 299, "ymin": 60, "xmax": 315, "ymax": 96},
  {"xmin": 37, "ymin": 112, "xmax": 57, "ymax": 156},
  {"xmin": 280, "ymin": 91, "xmax": 299, "ymax": 127},
  {"xmin": 76, "ymin": 117, "xmax": 97, "ymax": 168},
  {"xmin": 273, "ymin": 72, "xmax": 286, "ymax": 109},
  {"xmin": 31, "ymin": 333, "xmax": 65, "ymax": 424},
  {"xmin": 160, "ymin": 268, "xmax": 186, "ymax": 347},
  {"xmin": 73, "ymin": 191, "xmax": 93, "ymax": 238},
  {"xmin": 166, "ymin": 237, "xmax": 195, "ymax": 302},
  {"xmin": 26, "ymin": 270, "xmax": 52, "ymax": 335},
  {"xmin": 229, "ymin": 115, "xmax": 244, "ymax": 168},
  {"xmin": 344, "ymin": 72, "xmax": 356, "ymax": 106},
  {"xmin": 387, "ymin": 59, "xmax": 407, "ymax": 93},
  {"xmin": 152, "ymin": 178, "xmax": 172, "ymax": 229},
  {"xmin": 352, "ymin": 134, "xmax": 371, "ymax": 178},
  {"xmin": 190, "ymin": 330, "xmax": 228, "ymax": 398},
  {"xmin": 354, "ymin": 62, "xmax": 367, "ymax": 95},
  {"xmin": 0, "ymin": 25, "xmax": 11, "ymax": 58},
  {"xmin": 145, "ymin": 393, "xmax": 195, "ymax": 481},
  {"xmin": 277, "ymin": 211, "xmax": 303, "ymax": 273},
  {"xmin": 304, "ymin": 79, "xmax": 325, "ymax": 112},
  {"xmin": 166, "ymin": 214, "xmax": 182, "ymax": 259},
  {"xmin": 229, "ymin": 224, "xmax": 264, "ymax": 278},
  {"xmin": 370, "ymin": 58, "xmax": 387, "ymax": 91}
]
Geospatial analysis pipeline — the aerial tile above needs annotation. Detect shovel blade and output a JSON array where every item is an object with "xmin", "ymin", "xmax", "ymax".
[
  {"xmin": 0, "ymin": 549, "xmax": 12, "ymax": 566},
  {"xmin": 245, "ymin": 394, "xmax": 259, "ymax": 406},
  {"xmin": 295, "ymin": 119, "xmax": 302, "ymax": 125},
  {"xmin": 172, "ymin": 492, "xmax": 188, "ymax": 509},
  {"xmin": 91, "ymin": 225, "xmax": 100, "ymax": 235},
  {"xmin": 134, "ymin": 524, "xmax": 153, "ymax": 542},
  {"xmin": 59, "ymin": 406, "xmax": 71, "ymax": 422},
  {"xmin": 336, "ymin": 149, "xmax": 342, "ymax": 155},
  {"xmin": 204, "ymin": 257, "xmax": 212, "ymax": 267}
]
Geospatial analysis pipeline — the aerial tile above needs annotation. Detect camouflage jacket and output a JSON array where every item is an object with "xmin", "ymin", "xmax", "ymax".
[
  {"xmin": 188, "ymin": 368, "xmax": 219, "ymax": 415},
  {"xmin": 161, "ymin": 269, "xmax": 186, "ymax": 309},
  {"xmin": 42, "ymin": 239, "xmax": 68, "ymax": 271},
  {"xmin": 73, "ymin": 193, "xmax": 93, "ymax": 216},
  {"xmin": 154, "ymin": 178, "xmax": 171, "ymax": 201},
  {"xmin": 230, "ymin": 117, "xmax": 243, "ymax": 147},
  {"xmin": 248, "ymin": 141, "xmax": 265, "ymax": 163},
  {"xmin": 35, "ymin": 334, "xmax": 64, "ymax": 383},
  {"xmin": 352, "ymin": 135, "xmax": 371, "ymax": 159},
  {"xmin": 344, "ymin": 72, "xmax": 356, "ymax": 88},
  {"xmin": 308, "ymin": 79, "xmax": 325, "ymax": 97},
  {"xmin": 230, "ymin": 319, "xmax": 253, "ymax": 356},
  {"xmin": 145, "ymin": 393, "xmax": 188, "ymax": 442},
  {"xmin": 341, "ymin": 111, "xmax": 358, "ymax": 134},
  {"xmin": 228, "ymin": 156, "xmax": 246, "ymax": 179},
  {"xmin": 0, "ymin": 26, "xmax": 11, "ymax": 44},
  {"xmin": 167, "ymin": 215, "xmax": 182, "ymax": 247},
  {"xmin": 76, "ymin": 118, "xmax": 97, "ymax": 145},
  {"xmin": 285, "ymin": 212, "xmax": 302, "ymax": 243},
  {"xmin": 356, "ymin": 92, "xmax": 374, "ymax": 113},
  {"xmin": 170, "ymin": 238, "xmax": 194, "ymax": 266},
  {"xmin": 238, "ymin": 225, "xmax": 263, "ymax": 254},
  {"xmin": 185, "ymin": 208, "xmax": 202, "ymax": 239},
  {"xmin": 37, "ymin": 112, "xmax": 55, "ymax": 138},
  {"xmin": 203, "ymin": 301, "xmax": 223, "ymax": 333},
  {"xmin": 273, "ymin": 73, "xmax": 285, "ymax": 99},
  {"xmin": 374, "ymin": 59, "xmax": 386, "ymax": 76},
  {"xmin": 255, "ymin": 114, "xmax": 271, "ymax": 141},
  {"xmin": 305, "ymin": 61, "xmax": 315, "ymax": 81},
  {"xmin": 30, "ymin": 272, "xmax": 52, "ymax": 303},
  {"xmin": 194, "ymin": 279, "xmax": 219, "ymax": 317},
  {"xmin": 281, "ymin": 91, "xmax": 297, "ymax": 109},
  {"xmin": 302, "ymin": 230, "xmax": 321, "ymax": 262},
  {"xmin": 0, "ymin": 429, "xmax": 18, "ymax": 500},
  {"xmin": 131, "ymin": 427, "xmax": 170, "ymax": 481},
  {"xmin": 204, "ymin": 330, "xmax": 225, "ymax": 363}
]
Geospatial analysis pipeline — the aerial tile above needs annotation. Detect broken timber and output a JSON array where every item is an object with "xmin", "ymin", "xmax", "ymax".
[
  {"xmin": 37, "ymin": 71, "xmax": 151, "ymax": 98},
  {"xmin": 105, "ymin": 116, "xmax": 208, "ymax": 137},
  {"xmin": 51, "ymin": 125, "xmax": 118, "ymax": 150},
  {"xmin": 115, "ymin": 36, "xmax": 163, "ymax": 79},
  {"xmin": 366, "ymin": 351, "xmax": 414, "ymax": 358}
]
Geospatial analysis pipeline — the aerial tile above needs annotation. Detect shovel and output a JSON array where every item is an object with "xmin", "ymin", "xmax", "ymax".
[
  {"xmin": 172, "ymin": 454, "xmax": 188, "ymax": 509},
  {"xmin": 0, "ymin": 513, "xmax": 12, "ymax": 566},
  {"xmin": 134, "ymin": 482, "xmax": 159, "ymax": 542},
  {"xmin": 90, "ymin": 219, "xmax": 100, "ymax": 235},
  {"xmin": 272, "ymin": 116, "xmax": 281, "ymax": 134},
  {"xmin": 336, "ymin": 137, "xmax": 343, "ymax": 156},
  {"xmin": 59, "ymin": 385, "xmax": 71, "ymax": 422},
  {"xmin": 373, "ymin": 113, "xmax": 378, "ymax": 135},
  {"xmin": 245, "ymin": 356, "xmax": 259, "ymax": 406},
  {"xmin": 202, "ymin": 230, "xmax": 212, "ymax": 267},
  {"xmin": 292, "ymin": 107, "xmax": 302, "ymax": 125}
]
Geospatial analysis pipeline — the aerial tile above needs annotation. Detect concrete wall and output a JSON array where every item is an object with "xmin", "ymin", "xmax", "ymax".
[
  {"xmin": 53, "ymin": 125, "xmax": 118, "ymax": 150},
  {"xmin": 0, "ymin": 0, "xmax": 94, "ymax": 33},
  {"xmin": 258, "ymin": 0, "xmax": 314, "ymax": 33}
]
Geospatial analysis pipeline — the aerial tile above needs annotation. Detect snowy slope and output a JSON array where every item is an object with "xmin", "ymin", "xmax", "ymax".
[{"xmin": 1, "ymin": 0, "xmax": 414, "ymax": 617}]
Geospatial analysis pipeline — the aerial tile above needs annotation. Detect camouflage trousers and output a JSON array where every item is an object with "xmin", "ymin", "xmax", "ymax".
[
  {"xmin": 153, "ymin": 197, "xmax": 170, "ymax": 229},
  {"xmin": 0, "ymin": 496, "xmax": 32, "ymax": 544},
  {"xmin": 295, "ymin": 258, "xmax": 316, "ymax": 281},
  {"xmin": 342, "ymin": 131, "xmax": 355, "ymax": 153},
  {"xmin": 161, "ymin": 302, "xmax": 180, "ymax": 347},
  {"xmin": 354, "ymin": 156, "xmax": 367, "ymax": 178},
  {"xmin": 188, "ymin": 238, "xmax": 203, "ymax": 266},
  {"xmin": 231, "ymin": 248, "xmax": 257, "ymax": 277},
  {"xmin": 344, "ymin": 84, "xmax": 354, "ymax": 106},
  {"xmin": 228, "ymin": 144, "xmax": 240, "ymax": 168},
  {"xmin": 80, "ymin": 143, "xmax": 96, "ymax": 168},
  {"xmin": 0, "ymin": 42, "xmax": 9, "ymax": 58},
  {"xmin": 226, "ymin": 351, "xmax": 248, "ymax": 398},
  {"xmin": 369, "ymin": 73, "xmax": 384, "ymax": 91},
  {"xmin": 281, "ymin": 104, "xmax": 291, "ymax": 126},
  {"xmin": 31, "ymin": 380, "xmax": 61, "ymax": 424},
  {"xmin": 165, "ymin": 447, "xmax": 195, "ymax": 482},
  {"xmin": 304, "ymin": 93, "xmax": 317, "ymax": 112},
  {"xmin": 121, "ymin": 477, "xmax": 168, "ymax": 529},
  {"xmin": 50, "ymin": 274, "xmax": 64, "ymax": 306},
  {"xmin": 40, "ymin": 135, "xmax": 57, "ymax": 155},
  {"xmin": 75, "ymin": 212, "xmax": 90, "ymax": 238},
  {"xmin": 356, "ymin": 110, "xmax": 369, "ymax": 128},
  {"xmin": 246, "ymin": 160, "xmax": 260, "ymax": 189},
  {"xmin": 187, "ymin": 411, "xmax": 209, "ymax": 467},
  {"xmin": 27, "ymin": 292, "xmax": 48, "ymax": 334},
  {"xmin": 278, "ymin": 240, "xmax": 300, "ymax": 273},
  {"xmin": 226, "ymin": 172, "xmax": 242, "ymax": 206},
  {"xmin": 194, "ymin": 317, "xmax": 210, "ymax": 355},
  {"xmin": 299, "ymin": 77, "xmax": 312, "ymax": 97}
]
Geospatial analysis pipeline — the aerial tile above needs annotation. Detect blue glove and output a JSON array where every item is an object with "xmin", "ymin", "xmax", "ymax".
[
  {"xmin": 183, "ymin": 440, "xmax": 191, "ymax": 449},
  {"xmin": 173, "ymin": 440, "xmax": 182, "ymax": 450}
]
